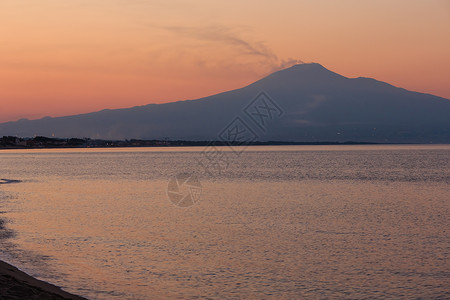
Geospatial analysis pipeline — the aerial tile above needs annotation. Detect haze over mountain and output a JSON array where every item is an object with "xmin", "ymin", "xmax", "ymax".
[{"xmin": 1, "ymin": 63, "xmax": 449, "ymax": 143}]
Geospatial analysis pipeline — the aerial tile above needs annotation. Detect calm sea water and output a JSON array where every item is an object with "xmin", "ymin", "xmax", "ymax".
[{"xmin": 0, "ymin": 145, "xmax": 449, "ymax": 299}]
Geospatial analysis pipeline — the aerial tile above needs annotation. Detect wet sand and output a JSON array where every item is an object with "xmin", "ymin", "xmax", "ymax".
[{"xmin": 0, "ymin": 260, "xmax": 85, "ymax": 300}]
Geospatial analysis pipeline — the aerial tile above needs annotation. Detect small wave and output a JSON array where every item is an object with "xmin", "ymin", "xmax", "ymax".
[{"xmin": 0, "ymin": 179, "xmax": 22, "ymax": 185}]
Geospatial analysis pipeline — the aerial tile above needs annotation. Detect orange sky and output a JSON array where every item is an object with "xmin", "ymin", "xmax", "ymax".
[{"xmin": 1, "ymin": 0, "xmax": 449, "ymax": 122}]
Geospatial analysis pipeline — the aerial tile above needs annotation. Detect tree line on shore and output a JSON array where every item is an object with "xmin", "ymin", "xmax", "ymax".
[
  {"xmin": 1, "ymin": 135, "xmax": 376, "ymax": 149},
  {"xmin": 0, "ymin": 136, "xmax": 177, "ymax": 148}
]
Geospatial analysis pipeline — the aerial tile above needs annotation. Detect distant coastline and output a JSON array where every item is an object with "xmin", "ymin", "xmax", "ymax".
[{"xmin": 0, "ymin": 135, "xmax": 392, "ymax": 150}]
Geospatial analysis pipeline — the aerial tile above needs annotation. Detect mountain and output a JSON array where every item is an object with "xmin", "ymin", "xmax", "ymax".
[{"xmin": 1, "ymin": 63, "xmax": 449, "ymax": 143}]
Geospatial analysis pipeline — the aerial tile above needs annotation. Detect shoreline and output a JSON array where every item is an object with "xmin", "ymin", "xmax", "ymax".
[
  {"xmin": 1, "ymin": 180, "xmax": 85, "ymax": 299},
  {"xmin": 0, "ymin": 259, "xmax": 86, "ymax": 300},
  {"xmin": 0, "ymin": 136, "xmax": 390, "ymax": 150}
]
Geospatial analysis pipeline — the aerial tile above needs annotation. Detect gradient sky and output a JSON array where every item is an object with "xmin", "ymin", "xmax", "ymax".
[{"xmin": 1, "ymin": 0, "xmax": 449, "ymax": 122}]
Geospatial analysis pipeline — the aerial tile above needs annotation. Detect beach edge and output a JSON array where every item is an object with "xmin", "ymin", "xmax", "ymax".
[{"xmin": 0, "ymin": 259, "xmax": 86, "ymax": 300}]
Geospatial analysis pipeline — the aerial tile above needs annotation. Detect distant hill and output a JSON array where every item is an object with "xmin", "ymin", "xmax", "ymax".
[{"xmin": 1, "ymin": 63, "xmax": 449, "ymax": 143}]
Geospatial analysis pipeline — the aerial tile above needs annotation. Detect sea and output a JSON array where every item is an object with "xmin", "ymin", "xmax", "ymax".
[{"xmin": 0, "ymin": 145, "xmax": 449, "ymax": 299}]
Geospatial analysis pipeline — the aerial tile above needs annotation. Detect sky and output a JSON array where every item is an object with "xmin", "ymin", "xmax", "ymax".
[{"xmin": 1, "ymin": 0, "xmax": 449, "ymax": 122}]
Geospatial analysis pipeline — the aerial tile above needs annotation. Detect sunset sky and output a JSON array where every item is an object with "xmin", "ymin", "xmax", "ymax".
[{"xmin": 1, "ymin": 0, "xmax": 449, "ymax": 122}]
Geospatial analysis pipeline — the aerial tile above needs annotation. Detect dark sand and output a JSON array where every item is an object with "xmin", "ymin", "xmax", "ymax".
[{"xmin": 0, "ymin": 260, "xmax": 86, "ymax": 299}]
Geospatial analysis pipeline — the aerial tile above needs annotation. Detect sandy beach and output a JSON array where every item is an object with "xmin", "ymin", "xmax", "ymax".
[{"xmin": 0, "ymin": 259, "xmax": 85, "ymax": 299}]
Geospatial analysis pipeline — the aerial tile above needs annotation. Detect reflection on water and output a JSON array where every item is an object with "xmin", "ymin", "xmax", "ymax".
[{"xmin": 0, "ymin": 145, "xmax": 449, "ymax": 299}]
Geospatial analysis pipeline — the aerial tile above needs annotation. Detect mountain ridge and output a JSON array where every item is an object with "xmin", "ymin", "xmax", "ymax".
[{"xmin": 1, "ymin": 63, "xmax": 449, "ymax": 143}]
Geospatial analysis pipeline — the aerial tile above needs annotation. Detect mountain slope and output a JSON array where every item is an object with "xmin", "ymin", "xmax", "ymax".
[{"xmin": 1, "ymin": 63, "xmax": 449, "ymax": 143}]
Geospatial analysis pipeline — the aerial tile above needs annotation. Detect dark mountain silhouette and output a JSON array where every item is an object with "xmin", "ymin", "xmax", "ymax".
[{"xmin": 1, "ymin": 63, "xmax": 449, "ymax": 143}]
